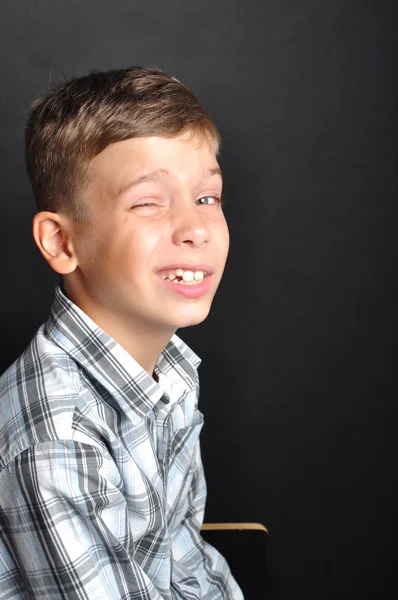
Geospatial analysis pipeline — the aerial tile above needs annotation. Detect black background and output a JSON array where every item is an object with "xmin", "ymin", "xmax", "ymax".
[{"xmin": 0, "ymin": 1, "xmax": 396, "ymax": 598}]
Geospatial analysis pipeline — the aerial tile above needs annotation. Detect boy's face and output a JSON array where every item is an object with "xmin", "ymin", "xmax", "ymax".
[{"xmin": 67, "ymin": 132, "xmax": 229, "ymax": 335}]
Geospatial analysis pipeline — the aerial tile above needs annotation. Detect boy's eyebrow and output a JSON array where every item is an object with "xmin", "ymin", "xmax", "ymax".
[{"xmin": 117, "ymin": 167, "xmax": 222, "ymax": 198}]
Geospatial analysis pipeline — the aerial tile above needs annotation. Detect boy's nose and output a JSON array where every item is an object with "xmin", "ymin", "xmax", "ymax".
[{"xmin": 171, "ymin": 206, "xmax": 210, "ymax": 248}]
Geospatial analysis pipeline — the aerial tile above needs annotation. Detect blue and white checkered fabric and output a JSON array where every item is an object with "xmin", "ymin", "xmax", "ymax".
[{"xmin": 0, "ymin": 286, "xmax": 243, "ymax": 599}]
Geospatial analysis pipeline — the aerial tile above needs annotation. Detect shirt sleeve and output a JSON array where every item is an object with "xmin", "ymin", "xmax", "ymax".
[
  {"xmin": 169, "ymin": 440, "xmax": 244, "ymax": 600},
  {"xmin": 0, "ymin": 440, "xmax": 174, "ymax": 600}
]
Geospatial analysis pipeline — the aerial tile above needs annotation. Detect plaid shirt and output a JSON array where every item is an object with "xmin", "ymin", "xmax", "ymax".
[{"xmin": 0, "ymin": 286, "xmax": 242, "ymax": 599}]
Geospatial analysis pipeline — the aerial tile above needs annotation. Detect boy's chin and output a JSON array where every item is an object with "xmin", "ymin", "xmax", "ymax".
[{"xmin": 170, "ymin": 307, "xmax": 211, "ymax": 330}]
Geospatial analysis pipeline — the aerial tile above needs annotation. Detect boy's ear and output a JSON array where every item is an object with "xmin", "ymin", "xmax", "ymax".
[{"xmin": 32, "ymin": 211, "xmax": 78, "ymax": 275}]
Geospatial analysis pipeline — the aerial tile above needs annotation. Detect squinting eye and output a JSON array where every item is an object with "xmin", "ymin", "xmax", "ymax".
[
  {"xmin": 131, "ymin": 202, "xmax": 157, "ymax": 209},
  {"xmin": 196, "ymin": 196, "xmax": 222, "ymax": 206}
]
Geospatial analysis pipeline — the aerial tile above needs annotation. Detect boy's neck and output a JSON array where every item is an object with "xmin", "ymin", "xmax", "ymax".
[{"xmin": 62, "ymin": 283, "xmax": 175, "ymax": 377}]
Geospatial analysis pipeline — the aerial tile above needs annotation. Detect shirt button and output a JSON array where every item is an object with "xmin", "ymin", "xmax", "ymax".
[{"xmin": 161, "ymin": 393, "xmax": 170, "ymax": 404}]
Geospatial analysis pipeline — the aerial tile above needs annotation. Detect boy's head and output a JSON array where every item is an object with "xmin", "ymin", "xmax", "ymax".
[
  {"xmin": 26, "ymin": 67, "xmax": 221, "ymax": 224},
  {"xmin": 28, "ymin": 67, "xmax": 229, "ymax": 352}
]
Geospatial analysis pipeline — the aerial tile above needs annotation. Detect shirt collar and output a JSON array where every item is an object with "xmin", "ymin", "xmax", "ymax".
[{"xmin": 45, "ymin": 286, "xmax": 201, "ymax": 424}]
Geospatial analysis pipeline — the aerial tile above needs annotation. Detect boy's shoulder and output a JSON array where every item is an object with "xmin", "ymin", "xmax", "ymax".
[{"xmin": 0, "ymin": 323, "xmax": 81, "ymax": 469}]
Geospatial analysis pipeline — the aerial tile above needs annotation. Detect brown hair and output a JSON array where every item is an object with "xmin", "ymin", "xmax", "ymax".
[{"xmin": 25, "ymin": 67, "xmax": 221, "ymax": 223}]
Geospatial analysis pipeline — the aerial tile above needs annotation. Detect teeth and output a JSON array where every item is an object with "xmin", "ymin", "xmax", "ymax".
[
  {"xmin": 163, "ymin": 268, "xmax": 207, "ymax": 283},
  {"xmin": 182, "ymin": 271, "xmax": 194, "ymax": 282},
  {"xmin": 178, "ymin": 279, "xmax": 197, "ymax": 285}
]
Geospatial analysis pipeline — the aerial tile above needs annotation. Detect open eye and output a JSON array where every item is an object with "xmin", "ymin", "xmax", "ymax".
[{"xmin": 195, "ymin": 195, "xmax": 223, "ymax": 206}]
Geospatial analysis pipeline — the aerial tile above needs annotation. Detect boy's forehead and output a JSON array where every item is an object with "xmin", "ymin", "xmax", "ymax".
[
  {"xmin": 84, "ymin": 134, "xmax": 222, "ymax": 200},
  {"xmin": 91, "ymin": 134, "xmax": 220, "ymax": 177}
]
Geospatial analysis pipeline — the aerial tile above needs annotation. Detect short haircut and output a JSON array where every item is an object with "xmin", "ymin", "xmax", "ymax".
[{"xmin": 25, "ymin": 67, "xmax": 221, "ymax": 223}]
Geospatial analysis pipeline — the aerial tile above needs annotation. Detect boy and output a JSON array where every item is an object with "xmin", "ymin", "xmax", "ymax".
[{"xmin": 0, "ymin": 67, "xmax": 243, "ymax": 599}]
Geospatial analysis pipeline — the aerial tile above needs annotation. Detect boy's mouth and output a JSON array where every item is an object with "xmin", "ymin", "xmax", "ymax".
[
  {"xmin": 162, "ymin": 268, "xmax": 207, "ymax": 286},
  {"xmin": 156, "ymin": 264, "xmax": 214, "ymax": 297}
]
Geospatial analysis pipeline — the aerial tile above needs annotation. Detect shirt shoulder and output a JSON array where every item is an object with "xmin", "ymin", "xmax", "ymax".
[{"xmin": 0, "ymin": 323, "xmax": 82, "ymax": 470}]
